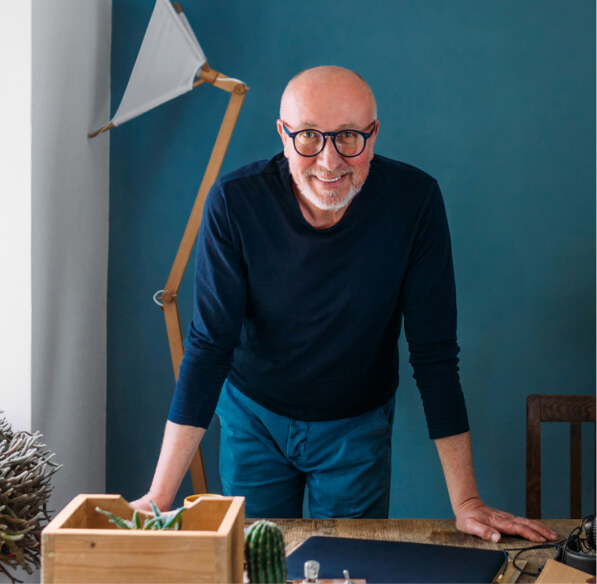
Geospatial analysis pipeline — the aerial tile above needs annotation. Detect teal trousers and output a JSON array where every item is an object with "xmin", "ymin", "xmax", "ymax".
[{"xmin": 216, "ymin": 379, "xmax": 395, "ymax": 518}]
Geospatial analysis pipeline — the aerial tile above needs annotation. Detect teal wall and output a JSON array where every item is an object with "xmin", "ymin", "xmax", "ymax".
[{"xmin": 107, "ymin": 0, "xmax": 595, "ymax": 518}]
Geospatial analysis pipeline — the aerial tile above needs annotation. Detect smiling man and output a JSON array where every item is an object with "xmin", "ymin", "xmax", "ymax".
[
  {"xmin": 277, "ymin": 67, "xmax": 378, "ymax": 226},
  {"xmin": 132, "ymin": 66, "xmax": 557, "ymax": 544}
]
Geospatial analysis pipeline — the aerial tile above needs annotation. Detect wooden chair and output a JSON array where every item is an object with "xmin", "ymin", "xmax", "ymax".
[{"xmin": 526, "ymin": 394, "xmax": 596, "ymax": 518}]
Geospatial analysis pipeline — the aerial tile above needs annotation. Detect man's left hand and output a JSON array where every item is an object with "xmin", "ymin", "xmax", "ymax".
[{"xmin": 454, "ymin": 497, "xmax": 559, "ymax": 543}]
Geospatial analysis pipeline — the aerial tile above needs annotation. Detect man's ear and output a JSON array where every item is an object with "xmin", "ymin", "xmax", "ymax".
[
  {"xmin": 277, "ymin": 120, "xmax": 290, "ymax": 157},
  {"xmin": 276, "ymin": 119, "xmax": 286, "ymax": 140},
  {"xmin": 367, "ymin": 120, "xmax": 380, "ymax": 160},
  {"xmin": 371, "ymin": 119, "xmax": 380, "ymax": 141}
]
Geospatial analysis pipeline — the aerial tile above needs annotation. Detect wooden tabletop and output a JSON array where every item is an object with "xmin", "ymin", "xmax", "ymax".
[{"xmin": 246, "ymin": 518, "xmax": 579, "ymax": 583}]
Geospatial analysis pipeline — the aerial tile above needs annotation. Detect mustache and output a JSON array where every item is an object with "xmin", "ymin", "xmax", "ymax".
[{"xmin": 303, "ymin": 167, "xmax": 353, "ymax": 179}]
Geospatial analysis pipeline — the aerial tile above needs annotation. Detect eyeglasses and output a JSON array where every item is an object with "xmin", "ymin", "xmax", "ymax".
[{"xmin": 281, "ymin": 121, "xmax": 377, "ymax": 158}]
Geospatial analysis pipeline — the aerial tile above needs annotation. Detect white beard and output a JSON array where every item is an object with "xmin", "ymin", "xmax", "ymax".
[
  {"xmin": 293, "ymin": 167, "xmax": 366, "ymax": 212},
  {"xmin": 299, "ymin": 181, "xmax": 361, "ymax": 211}
]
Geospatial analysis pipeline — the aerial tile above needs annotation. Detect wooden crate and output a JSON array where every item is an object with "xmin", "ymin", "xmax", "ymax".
[{"xmin": 42, "ymin": 494, "xmax": 245, "ymax": 583}]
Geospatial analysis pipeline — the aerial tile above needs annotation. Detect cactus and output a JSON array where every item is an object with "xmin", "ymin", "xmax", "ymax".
[
  {"xmin": 244, "ymin": 519, "xmax": 286, "ymax": 584},
  {"xmin": 95, "ymin": 502, "xmax": 184, "ymax": 530}
]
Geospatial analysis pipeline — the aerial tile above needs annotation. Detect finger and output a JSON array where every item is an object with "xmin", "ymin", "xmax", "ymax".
[
  {"xmin": 493, "ymin": 514, "xmax": 558, "ymax": 540},
  {"xmin": 482, "ymin": 508, "xmax": 559, "ymax": 542},
  {"xmin": 458, "ymin": 516, "xmax": 502, "ymax": 543},
  {"xmin": 490, "ymin": 515, "xmax": 552, "ymax": 543},
  {"xmin": 527, "ymin": 518, "xmax": 559, "ymax": 541}
]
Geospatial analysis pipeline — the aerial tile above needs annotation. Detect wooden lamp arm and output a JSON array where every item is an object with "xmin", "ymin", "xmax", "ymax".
[{"xmin": 161, "ymin": 73, "xmax": 248, "ymax": 495}]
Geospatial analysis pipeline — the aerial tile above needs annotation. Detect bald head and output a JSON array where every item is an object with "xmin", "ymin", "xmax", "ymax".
[
  {"xmin": 279, "ymin": 66, "xmax": 377, "ymax": 122},
  {"xmin": 276, "ymin": 66, "xmax": 379, "ymax": 222}
]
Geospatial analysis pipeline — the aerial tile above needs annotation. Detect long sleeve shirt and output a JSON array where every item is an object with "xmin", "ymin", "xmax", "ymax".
[{"xmin": 168, "ymin": 152, "xmax": 469, "ymax": 439}]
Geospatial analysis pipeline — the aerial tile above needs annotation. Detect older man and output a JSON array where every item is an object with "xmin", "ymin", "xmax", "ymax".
[{"xmin": 133, "ymin": 66, "xmax": 556, "ymax": 543}]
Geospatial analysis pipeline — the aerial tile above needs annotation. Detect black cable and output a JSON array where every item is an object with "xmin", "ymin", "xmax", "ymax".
[
  {"xmin": 504, "ymin": 517, "xmax": 596, "ymax": 578},
  {"xmin": 557, "ymin": 525, "xmax": 584, "ymax": 569},
  {"xmin": 580, "ymin": 514, "xmax": 596, "ymax": 552},
  {"xmin": 504, "ymin": 541, "xmax": 563, "ymax": 577}
]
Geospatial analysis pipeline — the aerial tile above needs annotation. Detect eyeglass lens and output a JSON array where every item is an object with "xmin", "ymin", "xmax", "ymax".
[{"xmin": 294, "ymin": 130, "xmax": 366, "ymax": 157}]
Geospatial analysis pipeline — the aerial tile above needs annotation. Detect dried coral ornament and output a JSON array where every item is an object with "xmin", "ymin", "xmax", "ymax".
[{"xmin": 0, "ymin": 413, "xmax": 61, "ymax": 584}]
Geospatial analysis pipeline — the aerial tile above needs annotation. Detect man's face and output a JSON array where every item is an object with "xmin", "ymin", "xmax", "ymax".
[{"xmin": 277, "ymin": 73, "xmax": 378, "ymax": 212}]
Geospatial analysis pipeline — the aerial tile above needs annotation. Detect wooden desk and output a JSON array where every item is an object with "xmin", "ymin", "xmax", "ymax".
[{"xmin": 248, "ymin": 518, "xmax": 578, "ymax": 583}]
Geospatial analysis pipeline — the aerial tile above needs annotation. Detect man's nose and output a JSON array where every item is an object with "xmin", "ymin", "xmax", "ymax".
[{"xmin": 317, "ymin": 136, "xmax": 343, "ymax": 168}]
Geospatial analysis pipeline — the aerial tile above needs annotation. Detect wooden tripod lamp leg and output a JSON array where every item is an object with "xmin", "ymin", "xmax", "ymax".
[
  {"xmin": 161, "ymin": 83, "xmax": 248, "ymax": 495},
  {"xmin": 161, "ymin": 295, "xmax": 209, "ymax": 494}
]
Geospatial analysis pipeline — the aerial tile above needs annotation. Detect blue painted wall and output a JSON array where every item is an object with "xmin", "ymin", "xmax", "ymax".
[{"xmin": 107, "ymin": 0, "xmax": 595, "ymax": 518}]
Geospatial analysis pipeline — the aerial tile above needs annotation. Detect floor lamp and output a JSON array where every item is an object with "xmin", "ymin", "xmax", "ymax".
[
  {"xmin": 90, "ymin": 0, "xmax": 248, "ymax": 495},
  {"xmin": 159, "ymin": 63, "xmax": 248, "ymax": 494}
]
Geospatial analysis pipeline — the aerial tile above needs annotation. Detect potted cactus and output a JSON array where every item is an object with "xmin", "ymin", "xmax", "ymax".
[
  {"xmin": 244, "ymin": 520, "xmax": 287, "ymax": 584},
  {"xmin": 0, "ymin": 412, "xmax": 61, "ymax": 584}
]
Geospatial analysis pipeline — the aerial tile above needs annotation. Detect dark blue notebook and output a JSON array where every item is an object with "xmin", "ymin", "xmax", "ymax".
[{"xmin": 286, "ymin": 536, "xmax": 507, "ymax": 583}]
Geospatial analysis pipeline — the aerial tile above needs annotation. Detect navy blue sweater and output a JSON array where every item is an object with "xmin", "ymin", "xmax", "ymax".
[{"xmin": 168, "ymin": 153, "xmax": 469, "ymax": 439}]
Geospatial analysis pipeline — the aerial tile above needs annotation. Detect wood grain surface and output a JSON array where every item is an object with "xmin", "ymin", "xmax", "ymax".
[{"xmin": 245, "ymin": 518, "xmax": 580, "ymax": 583}]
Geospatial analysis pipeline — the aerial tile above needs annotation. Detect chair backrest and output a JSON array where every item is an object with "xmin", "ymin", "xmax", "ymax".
[{"xmin": 526, "ymin": 394, "xmax": 596, "ymax": 519}]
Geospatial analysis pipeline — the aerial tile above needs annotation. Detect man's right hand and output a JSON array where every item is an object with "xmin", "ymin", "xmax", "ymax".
[
  {"xmin": 129, "ymin": 493, "xmax": 160, "ymax": 512},
  {"xmin": 129, "ymin": 420, "xmax": 206, "ymax": 514}
]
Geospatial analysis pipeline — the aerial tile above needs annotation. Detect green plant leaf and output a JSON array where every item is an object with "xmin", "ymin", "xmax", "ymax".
[{"xmin": 95, "ymin": 507, "xmax": 132, "ymax": 529}]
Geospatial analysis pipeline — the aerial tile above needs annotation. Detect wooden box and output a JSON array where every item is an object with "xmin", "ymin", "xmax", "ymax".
[{"xmin": 42, "ymin": 494, "xmax": 245, "ymax": 583}]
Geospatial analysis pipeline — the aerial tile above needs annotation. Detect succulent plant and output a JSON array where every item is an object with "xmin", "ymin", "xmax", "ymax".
[
  {"xmin": 95, "ymin": 500, "xmax": 184, "ymax": 530},
  {"xmin": 245, "ymin": 519, "xmax": 286, "ymax": 584},
  {"xmin": 0, "ymin": 412, "xmax": 61, "ymax": 584}
]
